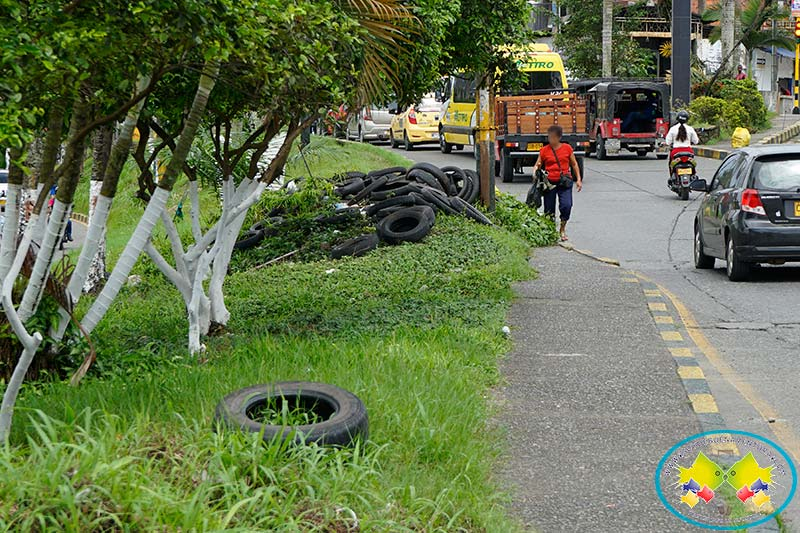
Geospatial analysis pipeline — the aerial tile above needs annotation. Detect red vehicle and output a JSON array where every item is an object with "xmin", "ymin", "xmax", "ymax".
[{"xmin": 585, "ymin": 81, "xmax": 670, "ymax": 159}]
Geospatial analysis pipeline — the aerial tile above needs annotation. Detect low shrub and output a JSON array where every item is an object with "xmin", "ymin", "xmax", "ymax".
[
  {"xmin": 688, "ymin": 96, "xmax": 725, "ymax": 126},
  {"xmin": 719, "ymin": 79, "xmax": 768, "ymax": 130},
  {"xmin": 492, "ymin": 192, "xmax": 559, "ymax": 247},
  {"xmin": 721, "ymin": 100, "xmax": 749, "ymax": 130}
]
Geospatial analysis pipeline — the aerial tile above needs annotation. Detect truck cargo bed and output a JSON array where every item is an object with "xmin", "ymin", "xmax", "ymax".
[{"xmin": 495, "ymin": 94, "xmax": 588, "ymax": 136}]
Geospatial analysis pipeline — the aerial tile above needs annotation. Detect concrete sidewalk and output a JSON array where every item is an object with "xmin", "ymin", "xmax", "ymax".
[
  {"xmin": 496, "ymin": 247, "xmax": 700, "ymax": 532},
  {"xmin": 696, "ymin": 114, "xmax": 800, "ymax": 160}
]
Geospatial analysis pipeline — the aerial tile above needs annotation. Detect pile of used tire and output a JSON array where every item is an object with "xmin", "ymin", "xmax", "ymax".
[{"xmin": 329, "ymin": 163, "xmax": 491, "ymax": 259}]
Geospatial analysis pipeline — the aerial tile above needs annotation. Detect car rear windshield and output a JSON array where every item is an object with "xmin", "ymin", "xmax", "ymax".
[
  {"xmin": 416, "ymin": 99, "xmax": 440, "ymax": 112},
  {"xmin": 518, "ymin": 70, "xmax": 564, "ymax": 94},
  {"xmin": 0, "ymin": 171, "xmax": 7, "ymax": 184},
  {"xmin": 752, "ymin": 156, "xmax": 800, "ymax": 191}
]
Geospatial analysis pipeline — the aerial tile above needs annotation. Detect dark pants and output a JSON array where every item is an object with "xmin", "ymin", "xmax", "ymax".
[{"xmin": 543, "ymin": 185, "xmax": 573, "ymax": 221}]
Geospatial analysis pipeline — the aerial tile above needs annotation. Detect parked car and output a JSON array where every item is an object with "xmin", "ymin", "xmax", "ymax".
[
  {"xmin": 0, "ymin": 169, "xmax": 7, "ymax": 212},
  {"xmin": 389, "ymin": 97, "xmax": 441, "ymax": 151},
  {"xmin": 346, "ymin": 105, "xmax": 393, "ymax": 143},
  {"xmin": 692, "ymin": 146, "xmax": 800, "ymax": 281}
]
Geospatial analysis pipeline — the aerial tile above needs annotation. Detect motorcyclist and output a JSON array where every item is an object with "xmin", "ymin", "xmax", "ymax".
[{"xmin": 665, "ymin": 110, "xmax": 699, "ymax": 171}]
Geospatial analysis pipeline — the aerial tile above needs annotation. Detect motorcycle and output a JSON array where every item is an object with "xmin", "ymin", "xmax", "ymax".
[{"xmin": 668, "ymin": 150, "xmax": 696, "ymax": 201}]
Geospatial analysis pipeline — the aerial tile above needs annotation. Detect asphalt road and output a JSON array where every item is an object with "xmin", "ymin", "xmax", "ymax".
[{"xmin": 378, "ymin": 141, "xmax": 800, "ymax": 529}]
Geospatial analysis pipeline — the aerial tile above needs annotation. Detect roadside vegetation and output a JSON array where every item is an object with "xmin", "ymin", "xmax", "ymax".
[{"xmin": 0, "ymin": 139, "xmax": 556, "ymax": 531}]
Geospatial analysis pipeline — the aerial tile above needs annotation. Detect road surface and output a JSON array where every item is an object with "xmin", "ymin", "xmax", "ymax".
[{"xmin": 380, "ymin": 141, "xmax": 800, "ymax": 530}]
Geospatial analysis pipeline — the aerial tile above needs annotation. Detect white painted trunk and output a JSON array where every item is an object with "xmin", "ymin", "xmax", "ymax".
[
  {"xmin": 18, "ymin": 199, "xmax": 71, "ymax": 322},
  {"xmin": 602, "ymin": 0, "xmax": 613, "ymax": 77},
  {"xmin": 189, "ymin": 180, "xmax": 202, "ymax": 241},
  {"xmin": 0, "ymin": 217, "xmax": 43, "ymax": 442},
  {"xmin": 209, "ymin": 207, "xmax": 248, "ymax": 325},
  {"xmin": 83, "ymin": 180, "xmax": 107, "ymax": 294},
  {"xmin": 144, "ymin": 241, "xmax": 192, "ymax": 305},
  {"xmin": 82, "ymin": 186, "xmax": 171, "ymax": 333},
  {"xmin": 0, "ymin": 183, "xmax": 21, "ymax": 282}
]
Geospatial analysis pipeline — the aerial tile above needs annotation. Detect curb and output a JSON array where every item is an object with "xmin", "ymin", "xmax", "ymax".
[
  {"xmin": 71, "ymin": 212, "xmax": 88, "ymax": 225},
  {"xmin": 758, "ymin": 120, "xmax": 800, "ymax": 145},
  {"xmin": 558, "ymin": 242, "xmax": 620, "ymax": 266},
  {"xmin": 694, "ymin": 146, "xmax": 730, "ymax": 160}
]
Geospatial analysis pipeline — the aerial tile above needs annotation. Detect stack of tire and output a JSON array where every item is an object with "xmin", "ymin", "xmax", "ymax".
[{"xmin": 329, "ymin": 163, "xmax": 491, "ymax": 259}]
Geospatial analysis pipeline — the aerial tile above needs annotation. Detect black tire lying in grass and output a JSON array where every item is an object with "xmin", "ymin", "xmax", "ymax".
[
  {"xmin": 369, "ymin": 182, "xmax": 423, "ymax": 201},
  {"xmin": 404, "ymin": 204, "xmax": 436, "ymax": 226},
  {"xmin": 250, "ymin": 216, "xmax": 286, "ymax": 233},
  {"xmin": 313, "ymin": 208, "xmax": 362, "ymax": 225},
  {"xmin": 410, "ymin": 162, "xmax": 453, "ymax": 195},
  {"xmin": 234, "ymin": 229, "xmax": 265, "ymax": 250},
  {"xmin": 214, "ymin": 382, "xmax": 369, "ymax": 447},
  {"xmin": 407, "ymin": 168, "xmax": 443, "ymax": 191},
  {"xmin": 348, "ymin": 175, "xmax": 389, "ymax": 205},
  {"xmin": 450, "ymin": 196, "xmax": 493, "ymax": 225},
  {"xmin": 376, "ymin": 206, "xmax": 435, "ymax": 244},
  {"xmin": 334, "ymin": 177, "xmax": 365, "ymax": 198},
  {"xmin": 367, "ymin": 166, "xmax": 407, "ymax": 180},
  {"xmin": 462, "ymin": 170, "xmax": 480, "ymax": 204},
  {"xmin": 419, "ymin": 187, "xmax": 460, "ymax": 216},
  {"xmin": 365, "ymin": 194, "xmax": 417, "ymax": 217},
  {"xmin": 367, "ymin": 179, "xmax": 412, "ymax": 201},
  {"xmin": 330, "ymin": 233, "xmax": 380, "ymax": 259}
]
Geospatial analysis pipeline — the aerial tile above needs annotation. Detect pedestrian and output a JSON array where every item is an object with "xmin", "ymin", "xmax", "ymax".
[
  {"xmin": 735, "ymin": 65, "xmax": 747, "ymax": 80},
  {"xmin": 532, "ymin": 125, "xmax": 583, "ymax": 241}
]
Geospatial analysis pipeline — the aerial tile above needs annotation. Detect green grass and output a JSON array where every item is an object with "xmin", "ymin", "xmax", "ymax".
[{"xmin": 0, "ymin": 137, "xmax": 553, "ymax": 531}]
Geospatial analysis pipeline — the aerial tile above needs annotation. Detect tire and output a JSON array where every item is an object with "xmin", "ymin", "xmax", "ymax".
[
  {"xmin": 358, "ymin": 127, "xmax": 365, "ymax": 143},
  {"xmin": 456, "ymin": 144, "xmax": 464, "ymax": 151},
  {"xmin": 405, "ymin": 204, "xmax": 436, "ymax": 226},
  {"xmin": 314, "ymin": 208, "xmax": 362, "ymax": 226},
  {"xmin": 457, "ymin": 198, "xmax": 493, "ymax": 225},
  {"xmin": 334, "ymin": 177, "xmax": 365, "ymax": 198},
  {"xmin": 348, "ymin": 175, "xmax": 389, "ymax": 205},
  {"xmin": 500, "ymin": 152, "xmax": 514, "ymax": 183},
  {"xmin": 419, "ymin": 187, "xmax": 460, "ymax": 216},
  {"xmin": 637, "ymin": 150, "xmax": 647, "ymax": 158},
  {"xmin": 376, "ymin": 207, "xmax": 434, "ymax": 244},
  {"xmin": 365, "ymin": 194, "xmax": 417, "ymax": 217},
  {"xmin": 596, "ymin": 137, "xmax": 607, "ymax": 160},
  {"xmin": 694, "ymin": 224, "xmax": 715, "ymax": 269},
  {"xmin": 726, "ymin": 236, "xmax": 751, "ymax": 282},
  {"xmin": 234, "ymin": 229, "xmax": 265, "ymax": 250},
  {"xmin": 411, "ymin": 163, "xmax": 452, "ymax": 194},
  {"xmin": 369, "ymin": 182, "xmax": 422, "ymax": 201},
  {"xmin": 680, "ymin": 187, "xmax": 690, "ymax": 201},
  {"xmin": 250, "ymin": 216, "xmax": 285, "ymax": 234},
  {"xmin": 403, "ymin": 131, "xmax": 414, "ymax": 151},
  {"xmin": 367, "ymin": 179, "xmax": 411, "ymax": 200},
  {"xmin": 367, "ymin": 166, "xmax": 407, "ymax": 179},
  {"xmin": 214, "ymin": 382, "xmax": 368, "ymax": 447},
  {"xmin": 462, "ymin": 170, "xmax": 480, "ymax": 204},
  {"xmin": 440, "ymin": 134, "xmax": 453, "ymax": 154},
  {"xmin": 389, "ymin": 130, "xmax": 399, "ymax": 149},
  {"xmin": 657, "ymin": 153, "xmax": 668, "ymax": 160},
  {"xmin": 407, "ymin": 168, "xmax": 443, "ymax": 191},
  {"xmin": 331, "ymin": 233, "xmax": 380, "ymax": 259}
]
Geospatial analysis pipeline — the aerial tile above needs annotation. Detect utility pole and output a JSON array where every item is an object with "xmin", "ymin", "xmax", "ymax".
[
  {"xmin": 672, "ymin": 0, "xmax": 691, "ymax": 108},
  {"xmin": 476, "ymin": 76, "xmax": 495, "ymax": 210},
  {"xmin": 721, "ymin": 0, "xmax": 736, "ymax": 74},
  {"xmin": 794, "ymin": 18, "xmax": 800, "ymax": 113},
  {"xmin": 602, "ymin": 0, "xmax": 613, "ymax": 77}
]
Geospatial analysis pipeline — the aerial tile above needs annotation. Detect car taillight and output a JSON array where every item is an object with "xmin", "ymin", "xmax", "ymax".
[
  {"xmin": 610, "ymin": 118, "xmax": 621, "ymax": 137},
  {"xmin": 407, "ymin": 110, "xmax": 417, "ymax": 124},
  {"xmin": 364, "ymin": 107, "xmax": 372, "ymax": 121},
  {"xmin": 505, "ymin": 141, "xmax": 519, "ymax": 148},
  {"xmin": 741, "ymin": 189, "xmax": 766, "ymax": 216}
]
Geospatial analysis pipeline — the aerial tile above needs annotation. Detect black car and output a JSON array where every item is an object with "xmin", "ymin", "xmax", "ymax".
[{"xmin": 692, "ymin": 146, "xmax": 800, "ymax": 281}]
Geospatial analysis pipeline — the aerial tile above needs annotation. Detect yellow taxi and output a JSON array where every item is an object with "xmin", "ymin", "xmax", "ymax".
[{"xmin": 389, "ymin": 96, "xmax": 442, "ymax": 151}]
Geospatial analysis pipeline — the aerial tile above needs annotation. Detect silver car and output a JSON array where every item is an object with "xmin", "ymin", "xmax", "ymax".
[{"xmin": 346, "ymin": 106, "xmax": 393, "ymax": 143}]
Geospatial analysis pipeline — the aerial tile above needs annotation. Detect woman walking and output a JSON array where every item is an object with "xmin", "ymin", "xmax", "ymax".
[{"xmin": 532, "ymin": 125, "xmax": 583, "ymax": 241}]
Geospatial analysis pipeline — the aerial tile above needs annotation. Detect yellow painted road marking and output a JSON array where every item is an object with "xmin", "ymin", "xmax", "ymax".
[
  {"xmin": 649, "ymin": 302, "xmax": 667, "ymax": 312},
  {"xmin": 689, "ymin": 393, "xmax": 719, "ymax": 413},
  {"xmin": 621, "ymin": 277, "xmax": 639, "ymax": 283},
  {"xmin": 637, "ymin": 273, "xmax": 800, "ymax": 463},
  {"xmin": 660, "ymin": 331, "xmax": 684, "ymax": 342},
  {"xmin": 654, "ymin": 315, "xmax": 674, "ymax": 324},
  {"xmin": 644, "ymin": 289, "xmax": 662, "ymax": 297},
  {"xmin": 669, "ymin": 347, "xmax": 694, "ymax": 358},
  {"xmin": 678, "ymin": 366, "xmax": 705, "ymax": 379}
]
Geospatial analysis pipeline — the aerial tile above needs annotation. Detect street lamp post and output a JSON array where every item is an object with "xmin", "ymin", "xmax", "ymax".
[
  {"xmin": 672, "ymin": 0, "xmax": 691, "ymax": 108},
  {"xmin": 794, "ymin": 18, "xmax": 800, "ymax": 114}
]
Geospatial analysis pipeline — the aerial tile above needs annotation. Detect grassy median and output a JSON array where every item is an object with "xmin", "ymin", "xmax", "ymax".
[{"xmin": 0, "ymin": 138, "xmax": 554, "ymax": 531}]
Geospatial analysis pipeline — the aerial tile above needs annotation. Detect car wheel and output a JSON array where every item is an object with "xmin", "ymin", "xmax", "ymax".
[
  {"xmin": 656, "ymin": 153, "xmax": 668, "ymax": 160},
  {"xmin": 500, "ymin": 152, "xmax": 514, "ymax": 183},
  {"xmin": 456, "ymin": 144, "xmax": 464, "ymax": 151},
  {"xmin": 596, "ymin": 137, "xmax": 607, "ymax": 160},
  {"xmin": 694, "ymin": 224, "xmax": 715, "ymax": 269},
  {"xmin": 358, "ymin": 126, "xmax": 365, "ymax": 143},
  {"xmin": 389, "ymin": 130, "xmax": 399, "ymax": 149},
  {"xmin": 637, "ymin": 150, "xmax": 647, "ymax": 158},
  {"xmin": 403, "ymin": 131, "xmax": 414, "ymax": 151},
  {"xmin": 680, "ymin": 187, "xmax": 690, "ymax": 201},
  {"xmin": 440, "ymin": 134, "xmax": 453, "ymax": 154},
  {"xmin": 214, "ymin": 381, "xmax": 368, "ymax": 446},
  {"xmin": 726, "ymin": 236, "xmax": 751, "ymax": 282}
]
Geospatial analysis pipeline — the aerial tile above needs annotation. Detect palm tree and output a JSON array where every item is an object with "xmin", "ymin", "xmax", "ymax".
[
  {"xmin": 602, "ymin": 0, "xmax": 613, "ymax": 77},
  {"xmin": 703, "ymin": 0, "xmax": 793, "ymax": 71}
]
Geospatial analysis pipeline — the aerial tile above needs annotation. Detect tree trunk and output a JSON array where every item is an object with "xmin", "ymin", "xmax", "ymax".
[
  {"xmin": 721, "ymin": 0, "xmax": 736, "ymax": 74},
  {"xmin": 0, "ymin": 148, "xmax": 24, "ymax": 283},
  {"xmin": 84, "ymin": 125, "xmax": 113, "ymax": 294},
  {"xmin": 81, "ymin": 61, "xmax": 220, "ymax": 334},
  {"xmin": 602, "ymin": 0, "xmax": 613, "ymax": 77}
]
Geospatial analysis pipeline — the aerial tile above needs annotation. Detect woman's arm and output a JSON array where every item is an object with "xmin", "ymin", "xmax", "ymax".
[
  {"xmin": 533, "ymin": 153, "xmax": 543, "ymax": 172},
  {"xmin": 569, "ymin": 153, "xmax": 583, "ymax": 192}
]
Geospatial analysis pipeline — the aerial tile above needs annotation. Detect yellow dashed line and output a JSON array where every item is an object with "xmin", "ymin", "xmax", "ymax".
[
  {"xmin": 678, "ymin": 366, "xmax": 705, "ymax": 380},
  {"xmin": 644, "ymin": 289, "xmax": 662, "ymax": 297},
  {"xmin": 669, "ymin": 347, "xmax": 694, "ymax": 358},
  {"xmin": 654, "ymin": 315, "xmax": 674, "ymax": 324},
  {"xmin": 689, "ymin": 394, "xmax": 719, "ymax": 414},
  {"xmin": 648, "ymin": 302, "xmax": 667, "ymax": 312},
  {"xmin": 621, "ymin": 277, "xmax": 639, "ymax": 283},
  {"xmin": 660, "ymin": 331, "xmax": 684, "ymax": 342}
]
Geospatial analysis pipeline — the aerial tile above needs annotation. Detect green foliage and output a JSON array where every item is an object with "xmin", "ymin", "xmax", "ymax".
[
  {"xmin": 689, "ymin": 96, "xmax": 726, "ymax": 125},
  {"xmin": 5, "ymin": 217, "xmax": 535, "ymax": 531},
  {"xmin": 702, "ymin": 0, "xmax": 793, "ymax": 54},
  {"xmin": 554, "ymin": 0, "xmax": 656, "ymax": 78},
  {"xmin": 493, "ymin": 193, "xmax": 559, "ymax": 247},
  {"xmin": 719, "ymin": 79, "xmax": 768, "ymax": 130},
  {"xmin": 721, "ymin": 101, "xmax": 750, "ymax": 130}
]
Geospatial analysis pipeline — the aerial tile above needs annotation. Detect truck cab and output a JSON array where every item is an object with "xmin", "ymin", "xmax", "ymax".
[
  {"xmin": 586, "ymin": 81, "xmax": 670, "ymax": 159},
  {"xmin": 439, "ymin": 75, "xmax": 477, "ymax": 154}
]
